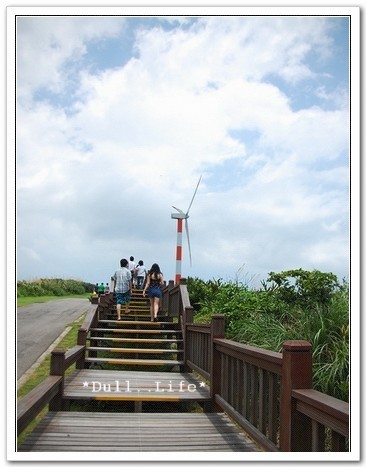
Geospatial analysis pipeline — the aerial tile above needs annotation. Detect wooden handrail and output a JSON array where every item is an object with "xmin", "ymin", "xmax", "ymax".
[
  {"xmin": 79, "ymin": 303, "xmax": 99, "ymax": 334},
  {"xmin": 17, "ymin": 376, "xmax": 63, "ymax": 435},
  {"xmin": 179, "ymin": 278, "xmax": 191, "ymax": 312},
  {"xmin": 51, "ymin": 344, "xmax": 85, "ymax": 375},
  {"xmin": 162, "ymin": 278, "xmax": 192, "ymax": 321},
  {"xmin": 214, "ymin": 338, "xmax": 282, "ymax": 374},
  {"xmin": 186, "ymin": 323, "xmax": 210, "ymax": 334},
  {"xmin": 292, "ymin": 388, "xmax": 349, "ymax": 436},
  {"xmin": 64, "ymin": 345, "xmax": 85, "ymax": 368}
]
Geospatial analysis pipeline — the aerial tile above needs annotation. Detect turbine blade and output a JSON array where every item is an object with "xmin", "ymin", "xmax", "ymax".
[
  {"xmin": 186, "ymin": 175, "xmax": 202, "ymax": 216},
  {"xmin": 185, "ymin": 219, "xmax": 192, "ymax": 267}
]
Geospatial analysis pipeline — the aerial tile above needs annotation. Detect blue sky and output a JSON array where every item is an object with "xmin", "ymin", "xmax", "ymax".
[{"xmin": 13, "ymin": 8, "xmax": 356, "ymax": 287}]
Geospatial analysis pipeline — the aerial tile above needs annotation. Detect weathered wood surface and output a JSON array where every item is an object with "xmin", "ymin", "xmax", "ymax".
[
  {"xmin": 98, "ymin": 319, "xmax": 175, "ymax": 326},
  {"xmin": 17, "ymin": 376, "xmax": 63, "ymax": 434},
  {"xmin": 84, "ymin": 357, "xmax": 184, "ymax": 367},
  {"xmin": 90, "ymin": 327, "xmax": 180, "ymax": 335},
  {"xmin": 63, "ymin": 369, "xmax": 210, "ymax": 402},
  {"xmin": 87, "ymin": 346, "xmax": 183, "ymax": 354},
  {"xmin": 88, "ymin": 337, "xmax": 182, "ymax": 344},
  {"xmin": 18, "ymin": 412, "xmax": 261, "ymax": 451}
]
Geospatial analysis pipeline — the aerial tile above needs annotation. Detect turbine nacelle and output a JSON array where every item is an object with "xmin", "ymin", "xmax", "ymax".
[{"xmin": 171, "ymin": 206, "xmax": 188, "ymax": 220}]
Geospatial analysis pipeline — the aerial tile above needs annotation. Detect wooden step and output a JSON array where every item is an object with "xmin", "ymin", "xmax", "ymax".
[
  {"xmin": 87, "ymin": 347, "xmax": 182, "ymax": 354},
  {"xmin": 105, "ymin": 314, "xmax": 156, "ymax": 320},
  {"xmin": 87, "ymin": 337, "xmax": 183, "ymax": 344},
  {"xmin": 88, "ymin": 337, "xmax": 183, "ymax": 344},
  {"xmin": 61, "ymin": 369, "xmax": 212, "ymax": 406},
  {"xmin": 98, "ymin": 319, "xmax": 178, "ymax": 327},
  {"xmin": 84, "ymin": 357, "xmax": 183, "ymax": 366},
  {"xmin": 90, "ymin": 328, "xmax": 181, "ymax": 335}
]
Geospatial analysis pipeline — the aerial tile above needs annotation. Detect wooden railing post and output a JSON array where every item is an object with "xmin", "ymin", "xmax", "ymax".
[
  {"xmin": 49, "ymin": 349, "xmax": 66, "ymax": 410},
  {"xmin": 182, "ymin": 306, "xmax": 194, "ymax": 372},
  {"xmin": 50, "ymin": 348, "xmax": 66, "ymax": 376},
  {"xmin": 165, "ymin": 280, "xmax": 175, "ymax": 318},
  {"xmin": 178, "ymin": 278, "xmax": 191, "ymax": 325},
  {"xmin": 210, "ymin": 314, "xmax": 225, "ymax": 412},
  {"xmin": 185, "ymin": 306, "xmax": 193, "ymax": 324},
  {"xmin": 280, "ymin": 340, "xmax": 312, "ymax": 451},
  {"xmin": 76, "ymin": 328, "xmax": 87, "ymax": 369}
]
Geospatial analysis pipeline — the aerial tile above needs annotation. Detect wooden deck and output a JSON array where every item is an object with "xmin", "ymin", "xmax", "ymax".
[
  {"xmin": 63, "ymin": 369, "xmax": 210, "ymax": 402},
  {"xmin": 18, "ymin": 412, "xmax": 261, "ymax": 451}
]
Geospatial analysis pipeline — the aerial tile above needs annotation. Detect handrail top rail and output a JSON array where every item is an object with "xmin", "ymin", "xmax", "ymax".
[
  {"xmin": 292, "ymin": 388, "xmax": 349, "ymax": 421},
  {"xmin": 186, "ymin": 323, "xmax": 211, "ymax": 333},
  {"xmin": 17, "ymin": 375, "xmax": 63, "ymax": 434},
  {"xmin": 17, "ymin": 375, "xmax": 63, "ymax": 414},
  {"xmin": 79, "ymin": 305, "xmax": 98, "ymax": 332},
  {"xmin": 64, "ymin": 344, "xmax": 85, "ymax": 366},
  {"xmin": 178, "ymin": 282, "xmax": 191, "ymax": 310},
  {"xmin": 214, "ymin": 337, "xmax": 282, "ymax": 365}
]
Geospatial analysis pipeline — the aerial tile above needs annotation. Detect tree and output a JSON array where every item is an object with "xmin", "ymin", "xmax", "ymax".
[{"xmin": 266, "ymin": 269, "xmax": 341, "ymax": 307}]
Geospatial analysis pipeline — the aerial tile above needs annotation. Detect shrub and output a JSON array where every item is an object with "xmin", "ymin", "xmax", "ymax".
[
  {"xmin": 266, "ymin": 269, "xmax": 341, "ymax": 307},
  {"xmin": 16, "ymin": 278, "xmax": 91, "ymax": 298},
  {"xmin": 187, "ymin": 270, "xmax": 349, "ymax": 401}
]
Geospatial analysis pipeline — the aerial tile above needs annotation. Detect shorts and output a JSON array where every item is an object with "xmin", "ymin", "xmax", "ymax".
[
  {"xmin": 115, "ymin": 291, "xmax": 131, "ymax": 304},
  {"xmin": 148, "ymin": 286, "xmax": 162, "ymax": 299}
]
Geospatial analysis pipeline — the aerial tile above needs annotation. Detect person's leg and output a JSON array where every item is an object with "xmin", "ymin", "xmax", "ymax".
[
  {"xmin": 116, "ymin": 303, "xmax": 121, "ymax": 320},
  {"xmin": 149, "ymin": 298, "xmax": 154, "ymax": 321},
  {"xmin": 153, "ymin": 297, "xmax": 160, "ymax": 320}
]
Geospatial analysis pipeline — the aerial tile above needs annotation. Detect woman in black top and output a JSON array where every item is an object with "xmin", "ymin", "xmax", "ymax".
[{"xmin": 143, "ymin": 263, "xmax": 164, "ymax": 322}]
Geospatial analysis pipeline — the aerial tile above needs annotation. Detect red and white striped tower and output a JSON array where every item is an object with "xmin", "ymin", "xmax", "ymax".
[
  {"xmin": 175, "ymin": 218, "xmax": 183, "ymax": 284},
  {"xmin": 171, "ymin": 176, "xmax": 201, "ymax": 285}
]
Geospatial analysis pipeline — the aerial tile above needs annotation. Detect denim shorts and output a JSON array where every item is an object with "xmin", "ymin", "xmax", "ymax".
[{"xmin": 148, "ymin": 286, "xmax": 162, "ymax": 299}]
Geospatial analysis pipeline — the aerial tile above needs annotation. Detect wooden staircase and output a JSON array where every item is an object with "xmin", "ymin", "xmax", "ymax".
[{"xmin": 84, "ymin": 289, "xmax": 184, "ymax": 371}]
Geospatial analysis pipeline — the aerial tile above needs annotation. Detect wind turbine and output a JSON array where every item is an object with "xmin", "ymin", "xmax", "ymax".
[{"xmin": 171, "ymin": 176, "xmax": 202, "ymax": 284}]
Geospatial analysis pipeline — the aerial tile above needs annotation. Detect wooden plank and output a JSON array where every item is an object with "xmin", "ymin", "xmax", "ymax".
[
  {"xmin": 84, "ymin": 357, "xmax": 183, "ymax": 365},
  {"xmin": 90, "ymin": 328, "xmax": 181, "ymax": 334},
  {"xmin": 88, "ymin": 337, "xmax": 182, "ymax": 343},
  {"xmin": 86, "ymin": 346, "xmax": 183, "ymax": 354},
  {"xmin": 18, "ymin": 412, "xmax": 261, "ymax": 452},
  {"xmin": 99, "ymin": 320, "xmax": 176, "ymax": 326}
]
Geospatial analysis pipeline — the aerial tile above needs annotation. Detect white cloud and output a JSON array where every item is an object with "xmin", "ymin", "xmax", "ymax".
[{"xmin": 16, "ymin": 17, "xmax": 126, "ymax": 99}]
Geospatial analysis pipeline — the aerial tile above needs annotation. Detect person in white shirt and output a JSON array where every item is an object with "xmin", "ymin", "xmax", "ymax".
[
  {"xmin": 135, "ymin": 260, "xmax": 148, "ymax": 290},
  {"xmin": 128, "ymin": 256, "xmax": 137, "ymax": 287}
]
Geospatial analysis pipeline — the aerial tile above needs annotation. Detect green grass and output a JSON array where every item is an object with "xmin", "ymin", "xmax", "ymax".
[
  {"xmin": 17, "ymin": 312, "xmax": 86, "ymax": 446},
  {"xmin": 17, "ymin": 293, "xmax": 91, "ymax": 307}
]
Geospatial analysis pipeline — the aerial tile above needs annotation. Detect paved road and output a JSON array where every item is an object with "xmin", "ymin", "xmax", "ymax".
[{"xmin": 16, "ymin": 298, "xmax": 97, "ymax": 380}]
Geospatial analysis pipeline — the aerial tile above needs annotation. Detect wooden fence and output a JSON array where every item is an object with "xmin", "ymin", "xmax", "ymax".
[{"xmin": 179, "ymin": 298, "xmax": 349, "ymax": 452}]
